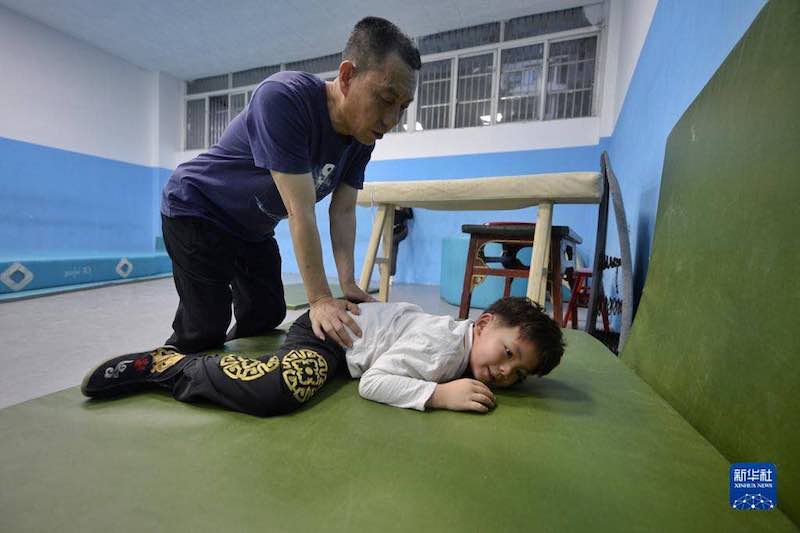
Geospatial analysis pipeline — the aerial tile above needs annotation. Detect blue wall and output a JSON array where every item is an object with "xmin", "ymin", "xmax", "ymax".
[
  {"xmin": 2, "ymin": 0, "xmax": 771, "ymax": 300},
  {"xmin": 0, "ymin": 135, "xmax": 171, "ymax": 261},
  {"xmin": 275, "ymin": 140, "xmax": 610, "ymax": 285},
  {"xmin": 606, "ymin": 0, "xmax": 767, "ymax": 304}
]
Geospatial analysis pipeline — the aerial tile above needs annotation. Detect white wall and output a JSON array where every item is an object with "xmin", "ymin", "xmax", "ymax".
[
  {"xmin": 155, "ymin": 71, "xmax": 183, "ymax": 169},
  {"xmin": 613, "ymin": 0, "xmax": 659, "ymax": 122},
  {"xmin": 0, "ymin": 5, "xmax": 178, "ymax": 168},
  {"xmin": 372, "ymin": 117, "xmax": 601, "ymax": 160}
]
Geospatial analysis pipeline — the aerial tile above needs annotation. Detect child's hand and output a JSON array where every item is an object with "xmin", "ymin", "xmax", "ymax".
[{"xmin": 427, "ymin": 379, "xmax": 496, "ymax": 413}]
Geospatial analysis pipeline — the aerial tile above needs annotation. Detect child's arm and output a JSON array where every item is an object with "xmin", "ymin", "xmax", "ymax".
[
  {"xmin": 358, "ymin": 351, "xmax": 495, "ymax": 412},
  {"xmin": 358, "ymin": 366, "xmax": 437, "ymax": 411}
]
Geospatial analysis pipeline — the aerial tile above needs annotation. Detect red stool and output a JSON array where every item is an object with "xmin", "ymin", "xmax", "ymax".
[{"xmin": 563, "ymin": 268, "xmax": 610, "ymax": 330}]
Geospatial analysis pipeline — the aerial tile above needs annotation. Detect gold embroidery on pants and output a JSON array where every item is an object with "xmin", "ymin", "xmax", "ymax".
[
  {"xmin": 150, "ymin": 347, "xmax": 186, "ymax": 374},
  {"xmin": 281, "ymin": 349, "xmax": 328, "ymax": 403},
  {"xmin": 220, "ymin": 355, "xmax": 279, "ymax": 381}
]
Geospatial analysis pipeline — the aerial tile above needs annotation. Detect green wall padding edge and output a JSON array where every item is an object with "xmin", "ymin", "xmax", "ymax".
[{"xmin": 621, "ymin": 0, "xmax": 800, "ymax": 522}]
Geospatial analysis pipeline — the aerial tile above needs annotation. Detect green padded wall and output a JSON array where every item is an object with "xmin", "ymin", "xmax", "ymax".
[{"xmin": 621, "ymin": 0, "xmax": 799, "ymax": 522}]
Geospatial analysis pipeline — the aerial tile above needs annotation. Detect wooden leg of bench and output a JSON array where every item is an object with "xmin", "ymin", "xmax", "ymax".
[
  {"xmin": 378, "ymin": 205, "xmax": 396, "ymax": 302},
  {"xmin": 550, "ymin": 236, "xmax": 562, "ymax": 324},
  {"xmin": 539, "ymin": 225, "xmax": 551, "ymax": 305},
  {"xmin": 459, "ymin": 237, "xmax": 480, "ymax": 319},
  {"xmin": 527, "ymin": 202, "xmax": 552, "ymax": 307},
  {"xmin": 358, "ymin": 205, "xmax": 388, "ymax": 293}
]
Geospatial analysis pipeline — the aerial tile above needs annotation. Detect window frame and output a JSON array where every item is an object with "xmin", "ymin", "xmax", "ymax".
[{"xmin": 182, "ymin": 16, "xmax": 602, "ymax": 149}]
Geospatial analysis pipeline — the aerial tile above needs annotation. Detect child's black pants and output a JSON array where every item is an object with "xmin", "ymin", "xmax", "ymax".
[{"xmin": 170, "ymin": 312, "xmax": 346, "ymax": 417}]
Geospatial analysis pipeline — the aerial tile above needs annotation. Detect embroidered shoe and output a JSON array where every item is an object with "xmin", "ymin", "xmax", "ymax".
[{"xmin": 81, "ymin": 346, "xmax": 188, "ymax": 398}]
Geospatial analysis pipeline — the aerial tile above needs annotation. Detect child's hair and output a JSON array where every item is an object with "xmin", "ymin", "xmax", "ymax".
[{"xmin": 484, "ymin": 297, "xmax": 565, "ymax": 377}]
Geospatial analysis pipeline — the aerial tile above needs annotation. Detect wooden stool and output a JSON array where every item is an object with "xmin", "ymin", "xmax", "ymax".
[
  {"xmin": 563, "ymin": 268, "xmax": 610, "ymax": 330},
  {"xmin": 459, "ymin": 222, "xmax": 581, "ymax": 321}
]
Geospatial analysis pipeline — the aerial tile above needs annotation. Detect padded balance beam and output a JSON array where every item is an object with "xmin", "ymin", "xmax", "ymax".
[{"xmin": 355, "ymin": 172, "xmax": 603, "ymax": 304}]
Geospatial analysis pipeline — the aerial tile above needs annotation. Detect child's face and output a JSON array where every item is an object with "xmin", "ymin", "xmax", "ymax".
[{"xmin": 468, "ymin": 313, "xmax": 539, "ymax": 388}]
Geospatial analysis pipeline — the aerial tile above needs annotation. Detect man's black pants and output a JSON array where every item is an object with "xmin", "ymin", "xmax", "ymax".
[
  {"xmin": 170, "ymin": 312, "xmax": 346, "ymax": 416},
  {"xmin": 162, "ymin": 215, "xmax": 287, "ymax": 353}
]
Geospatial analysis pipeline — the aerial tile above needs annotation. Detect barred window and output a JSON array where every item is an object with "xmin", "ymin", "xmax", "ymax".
[
  {"xmin": 544, "ymin": 36, "xmax": 597, "ymax": 120},
  {"xmin": 418, "ymin": 22, "xmax": 501, "ymax": 55},
  {"xmin": 231, "ymin": 93, "xmax": 246, "ymax": 120},
  {"xmin": 505, "ymin": 7, "xmax": 592, "ymax": 41},
  {"xmin": 390, "ymin": 109, "xmax": 409, "ymax": 133},
  {"xmin": 232, "ymin": 65, "xmax": 280, "ymax": 87},
  {"xmin": 417, "ymin": 59, "xmax": 452, "ymax": 130},
  {"xmin": 185, "ymin": 99, "xmax": 206, "ymax": 150},
  {"xmin": 286, "ymin": 53, "xmax": 342, "ymax": 74},
  {"xmin": 208, "ymin": 95, "xmax": 229, "ymax": 146},
  {"xmin": 187, "ymin": 74, "xmax": 228, "ymax": 95},
  {"xmin": 183, "ymin": 5, "xmax": 602, "ymax": 148},
  {"xmin": 455, "ymin": 53, "xmax": 494, "ymax": 128},
  {"xmin": 498, "ymin": 44, "xmax": 544, "ymax": 123}
]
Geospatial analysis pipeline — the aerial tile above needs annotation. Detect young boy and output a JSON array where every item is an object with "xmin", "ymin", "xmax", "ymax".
[{"xmin": 82, "ymin": 296, "xmax": 565, "ymax": 416}]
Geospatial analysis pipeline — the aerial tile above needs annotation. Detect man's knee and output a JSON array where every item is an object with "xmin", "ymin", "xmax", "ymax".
[
  {"xmin": 169, "ymin": 330, "xmax": 227, "ymax": 354},
  {"xmin": 231, "ymin": 307, "xmax": 287, "ymax": 339}
]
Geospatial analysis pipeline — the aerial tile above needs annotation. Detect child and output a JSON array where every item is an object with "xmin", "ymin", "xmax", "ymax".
[{"xmin": 82, "ymin": 296, "xmax": 565, "ymax": 416}]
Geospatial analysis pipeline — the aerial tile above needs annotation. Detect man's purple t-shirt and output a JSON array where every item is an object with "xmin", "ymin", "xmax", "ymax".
[{"xmin": 161, "ymin": 71, "xmax": 374, "ymax": 241}]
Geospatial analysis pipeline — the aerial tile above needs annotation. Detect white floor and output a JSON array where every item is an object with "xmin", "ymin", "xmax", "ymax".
[{"xmin": 0, "ymin": 274, "xmax": 586, "ymax": 409}]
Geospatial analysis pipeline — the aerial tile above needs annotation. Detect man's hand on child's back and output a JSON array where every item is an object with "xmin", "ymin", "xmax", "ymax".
[{"xmin": 427, "ymin": 379, "xmax": 496, "ymax": 413}]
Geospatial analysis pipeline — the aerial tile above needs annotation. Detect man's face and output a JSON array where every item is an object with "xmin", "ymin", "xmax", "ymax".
[
  {"xmin": 341, "ymin": 52, "xmax": 417, "ymax": 145},
  {"xmin": 468, "ymin": 314, "xmax": 540, "ymax": 388}
]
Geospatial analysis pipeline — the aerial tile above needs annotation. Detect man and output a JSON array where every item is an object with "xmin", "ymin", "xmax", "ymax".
[{"xmin": 160, "ymin": 17, "xmax": 420, "ymax": 353}]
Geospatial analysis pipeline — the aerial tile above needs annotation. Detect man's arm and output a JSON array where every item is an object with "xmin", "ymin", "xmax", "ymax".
[
  {"xmin": 271, "ymin": 171, "xmax": 362, "ymax": 347},
  {"xmin": 329, "ymin": 182, "xmax": 376, "ymax": 302}
]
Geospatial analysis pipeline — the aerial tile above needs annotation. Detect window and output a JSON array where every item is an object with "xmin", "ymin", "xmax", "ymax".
[
  {"xmin": 186, "ymin": 74, "xmax": 227, "ymax": 95},
  {"xmin": 498, "ymin": 44, "xmax": 544, "ymax": 123},
  {"xmin": 185, "ymin": 99, "xmax": 205, "ymax": 150},
  {"xmin": 286, "ymin": 53, "xmax": 341, "ymax": 74},
  {"xmin": 231, "ymin": 93, "xmax": 246, "ymax": 120},
  {"xmin": 505, "ymin": 7, "xmax": 593, "ymax": 41},
  {"xmin": 417, "ymin": 59, "xmax": 452, "ymax": 130},
  {"xmin": 233, "ymin": 65, "xmax": 279, "ymax": 88},
  {"xmin": 390, "ymin": 109, "xmax": 408, "ymax": 133},
  {"xmin": 183, "ymin": 4, "xmax": 603, "ymax": 148},
  {"xmin": 417, "ymin": 22, "xmax": 500, "ymax": 55},
  {"xmin": 208, "ymin": 95, "xmax": 229, "ymax": 146},
  {"xmin": 455, "ymin": 53, "xmax": 494, "ymax": 128},
  {"xmin": 544, "ymin": 36, "xmax": 597, "ymax": 120}
]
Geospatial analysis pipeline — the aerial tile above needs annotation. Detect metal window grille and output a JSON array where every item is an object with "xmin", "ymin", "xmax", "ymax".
[
  {"xmin": 505, "ymin": 7, "xmax": 592, "ymax": 41},
  {"xmin": 455, "ymin": 53, "xmax": 495, "ymax": 128},
  {"xmin": 232, "ymin": 65, "xmax": 280, "ymax": 87},
  {"xmin": 390, "ymin": 109, "xmax": 408, "ymax": 133},
  {"xmin": 417, "ymin": 59, "xmax": 452, "ymax": 130},
  {"xmin": 418, "ymin": 22, "xmax": 500, "ymax": 55},
  {"xmin": 185, "ymin": 99, "xmax": 206, "ymax": 149},
  {"xmin": 183, "ymin": 7, "xmax": 602, "ymax": 145},
  {"xmin": 544, "ymin": 36, "xmax": 597, "ymax": 120},
  {"xmin": 208, "ymin": 95, "xmax": 229, "ymax": 146},
  {"xmin": 286, "ymin": 52, "xmax": 342, "ymax": 74},
  {"xmin": 230, "ymin": 93, "xmax": 246, "ymax": 120},
  {"xmin": 498, "ymin": 44, "xmax": 544, "ymax": 123},
  {"xmin": 186, "ymin": 74, "xmax": 229, "ymax": 95}
]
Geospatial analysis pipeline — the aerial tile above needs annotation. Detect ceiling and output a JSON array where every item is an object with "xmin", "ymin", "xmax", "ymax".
[{"xmin": 0, "ymin": 0, "xmax": 584, "ymax": 80}]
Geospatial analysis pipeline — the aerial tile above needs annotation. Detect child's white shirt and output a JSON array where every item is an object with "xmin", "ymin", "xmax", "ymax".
[{"xmin": 344, "ymin": 302, "xmax": 473, "ymax": 411}]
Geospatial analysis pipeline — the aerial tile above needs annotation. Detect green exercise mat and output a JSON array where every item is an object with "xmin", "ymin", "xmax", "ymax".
[
  {"xmin": 283, "ymin": 283, "xmax": 379, "ymax": 310},
  {"xmin": 0, "ymin": 330, "xmax": 795, "ymax": 532}
]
